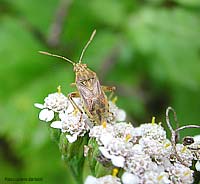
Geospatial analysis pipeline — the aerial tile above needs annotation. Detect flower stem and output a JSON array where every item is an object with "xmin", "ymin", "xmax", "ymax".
[{"xmin": 59, "ymin": 133, "xmax": 89, "ymax": 184}]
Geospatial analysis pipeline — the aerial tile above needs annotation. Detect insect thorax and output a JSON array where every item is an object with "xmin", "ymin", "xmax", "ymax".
[{"xmin": 74, "ymin": 64, "xmax": 97, "ymax": 87}]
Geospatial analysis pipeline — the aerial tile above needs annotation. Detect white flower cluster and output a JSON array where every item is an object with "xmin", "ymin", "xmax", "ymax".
[
  {"xmin": 34, "ymin": 92, "xmax": 68, "ymax": 122},
  {"xmin": 35, "ymin": 91, "xmax": 126, "ymax": 143},
  {"xmin": 35, "ymin": 90, "xmax": 200, "ymax": 184},
  {"xmin": 87, "ymin": 121, "xmax": 199, "ymax": 184},
  {"xmin": 85, "ymin": 175, "xmax": 121, "ymax": 184}
]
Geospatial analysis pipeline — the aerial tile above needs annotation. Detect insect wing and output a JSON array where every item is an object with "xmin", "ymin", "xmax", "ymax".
[
  {"xmin": 77, "ymin": 77, "xmax": 101, "ymax": 109},
  {"xmin": 77, "ymin": 77, "xmax": 107, "ymax": 123}
]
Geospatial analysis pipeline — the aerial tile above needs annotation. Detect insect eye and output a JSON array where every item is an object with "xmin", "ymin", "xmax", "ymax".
[{"xmin": 183, "ymin": 136, "xmax": 194, "ymax": 146}]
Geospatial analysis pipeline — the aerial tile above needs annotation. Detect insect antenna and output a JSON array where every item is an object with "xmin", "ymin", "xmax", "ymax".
[
  {"xmin": 79, "ymin": 29, "xmax": 96, "ymax": 63},
  {"xmin": 39, "ymin": 51, "xmax": 75, "ymax": 65}
]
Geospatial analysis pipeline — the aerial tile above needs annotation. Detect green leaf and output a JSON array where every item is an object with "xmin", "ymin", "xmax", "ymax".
[
  {"xmin": 59, "ymin": 133, "xmax": 89, "ymax": 184},
  {"xmin": 95, "ymin": 162, "xmax": 111, "ymax": 178},
  {"xmin": 88, "ymin": 0, "xmax": 127, "ymax": 27},
  {"xmin": 175, "ymin": 0, "xmax": 200, "ymax": 7},
  {"xmin": 87, "ymin": 138, "xmax": 99, "ymax": 176},
  {"xmin": 126, "ymin": 7, "xmax": 200, "ymax": 90}
]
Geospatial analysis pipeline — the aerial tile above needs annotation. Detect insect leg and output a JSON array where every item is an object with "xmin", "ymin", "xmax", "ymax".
[
  {"xmin": 70, "ymin": 83, "xmax": 76, "ymax": 87},
  {"xmin": 68, "ymin": 91, "xmax": 81, "ymax": 111},
  {"xmin": 102, "ymin": 86, "xmax": 117, "ymax": 121},
  {"xmin": 68, "ymin": 92, "xmax": 93, "ymax": 128},
  {"xmin": 68, "ymin": 92, "xmax": 84, "ymax": 124},
  {"xmin": 101, "ymin": 86, "xmax": 116, "ymax": 92},
  {"xmin": 101, "ymin": 86, "xmax": 116, "ymax": 100}
]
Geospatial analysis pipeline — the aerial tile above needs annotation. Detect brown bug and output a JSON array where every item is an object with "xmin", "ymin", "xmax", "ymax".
[
  {"xmin": 166, "ymin": 107, "xmax": 200, "ymax": 166},
  {"xmin": 39, "ymin": 30, "xmax": 115, "ymax": 126}
]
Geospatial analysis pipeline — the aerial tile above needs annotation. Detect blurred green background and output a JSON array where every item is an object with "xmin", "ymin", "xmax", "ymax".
[{"xmin": 0, "ymin": 0, "xmax": 200, "ymax": 183}]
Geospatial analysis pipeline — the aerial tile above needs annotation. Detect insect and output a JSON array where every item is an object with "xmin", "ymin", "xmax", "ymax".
[
  {"xmin": 39, "ymin": 30, "xmax": 115, "ymax": 126},
  {"xmin": 166, "ymin": 107, "xmax": 200, "ymax": 166}
]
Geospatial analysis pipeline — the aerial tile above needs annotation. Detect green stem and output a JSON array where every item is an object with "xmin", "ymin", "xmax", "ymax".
[{"xmin": 59, "ymin": 133, "xmax": 89, "ymax": 184}]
